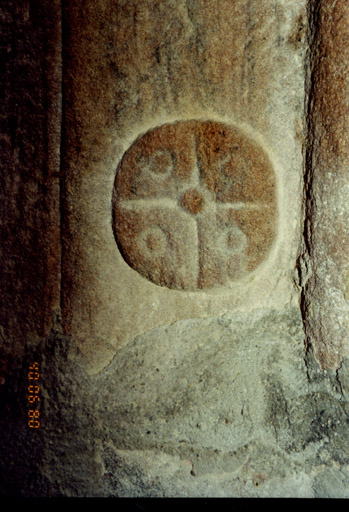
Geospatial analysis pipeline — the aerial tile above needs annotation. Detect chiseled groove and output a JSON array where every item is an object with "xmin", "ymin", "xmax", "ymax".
[
  {"xmin": 218, "ymin": 201, "xmax": 270, "ymax": 210},
  {"xmin": 119, "ymin": 198, "xmax": 179, "ymax": 209}
]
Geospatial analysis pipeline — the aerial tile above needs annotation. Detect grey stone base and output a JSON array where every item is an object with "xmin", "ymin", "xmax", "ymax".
[{"xmin": 1, "ymin": 306, "xmax": 348, "ymax": 497}]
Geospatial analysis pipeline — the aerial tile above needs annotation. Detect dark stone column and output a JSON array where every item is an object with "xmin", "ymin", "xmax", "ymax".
[
  {"xmin": 0, "ymin": 1, "xmax": 62, "ymax": 378},
  {"xmin": 304, "ymin": 0, "xmax": 349, "ymax": 370}
]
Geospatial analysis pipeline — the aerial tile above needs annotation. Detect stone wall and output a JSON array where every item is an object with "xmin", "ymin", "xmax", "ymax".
[{"xmin": 0, "ymin": 0, "xmax": 348, "ymax": 498}]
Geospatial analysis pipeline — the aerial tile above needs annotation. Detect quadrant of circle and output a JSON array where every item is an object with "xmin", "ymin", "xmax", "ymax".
[
  {"xmin": 114, "ymin": 204, "xmax": 200, "ymax": 290},
  {"xmin": 115, "ymin": 123, "xmax": 197, "ymax": 201}
]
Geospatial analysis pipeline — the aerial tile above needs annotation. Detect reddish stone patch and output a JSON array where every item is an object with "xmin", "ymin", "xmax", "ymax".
[
  {"xmin": 181, "ymin": 189, "xmax": 205, "ymax": 215},
  {"xmin": 113, "ymin": 120, "xmax": 277, "ymax": 291}
]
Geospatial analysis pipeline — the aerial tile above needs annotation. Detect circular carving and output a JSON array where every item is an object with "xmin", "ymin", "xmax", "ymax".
[
  {"xmin": 141, "ymin": 149, "xmax": 174, "ymax": 177},
  {"xmin": 113, "ymin": 120, "xmax": 277, "ymax": 291},
  {"xmin": 138, "ymin": 227, "xmax": 167, "ymax": 258}
]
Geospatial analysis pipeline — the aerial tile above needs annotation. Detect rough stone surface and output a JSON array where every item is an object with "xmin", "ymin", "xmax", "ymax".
[
  {"xmin": 61, "ymin": 0, "xmax": 305, "ymax": 371},
  {"xmin": 1, "ymin": 0, "xmax": 349, "ymax": 499},
  {"xmin": 0, "ymin": 0, "xmax": 61, "ymax": 379},
  {"xmin": 302, "ymin": 0, "xmax": 349, "ymax": 370},
  {"xmin": 1, "ymin": 308, "xmax": 348, "ymax": 497}
]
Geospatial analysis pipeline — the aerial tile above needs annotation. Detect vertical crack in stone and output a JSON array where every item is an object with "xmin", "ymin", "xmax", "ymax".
[
  {"xmin": 55, "ymin": 0, "xmax": 64, "ymax": 336},
  {"xmin": 299, "ymin": 2, "xmax": 316, "ymax": 375}
]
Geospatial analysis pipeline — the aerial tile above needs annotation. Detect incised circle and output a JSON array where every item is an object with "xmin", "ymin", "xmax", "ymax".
[{"xmin": 112, "ymin": 120, "xmax": 277, "ymax": 291}]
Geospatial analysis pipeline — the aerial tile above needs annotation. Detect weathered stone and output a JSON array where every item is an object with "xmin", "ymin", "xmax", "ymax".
[
  {"xmin": 1, "ymin": 0, "xmax": 349, "ymax": 500},
  {"xmin": 61, "ymin": 0, "xmax": 304, "ymax": 371},
  {"xmin": 0, "ymin": 1, "xmax": 61, "ymax": 378},
  {"xmin": 303, "ymin": 0, "xmax": 349, "ymax": 370},
  {"xmin": 2, "ymin": 307, "xmax": 348, "ymax": 497}
]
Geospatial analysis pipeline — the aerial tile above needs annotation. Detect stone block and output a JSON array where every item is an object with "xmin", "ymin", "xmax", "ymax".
[
  {"xmin": 1, "ymin": 0, "xmax": 348, "ymax": 499},
  {"xmin": 61, "ymin": 0, "xmax": 305, "ymax": 372}
]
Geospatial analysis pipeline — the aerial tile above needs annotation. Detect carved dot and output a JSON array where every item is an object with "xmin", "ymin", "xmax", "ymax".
[
  {"xmin": 113, "ymin": 120, "xmax": 277, "ymax": 291},
  {"xmin": 143, "ymin": 149, "xmax": 173, "ymax": 177},
  {"xmin": 181, "ymin": 189, "xmax": 205, "ymax": 215},
  {"xmin": 138, "ymin": 227, "xmax": 167, "ymax": 258},
  {"xmin": 146, "ymin": 232, "xmax": 164, "ymax": 252}
]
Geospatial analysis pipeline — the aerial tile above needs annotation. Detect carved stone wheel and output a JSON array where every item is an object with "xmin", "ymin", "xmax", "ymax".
[{"xmin": 112, "ymin": 120, "xmax": 277, "ymax": 291}]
